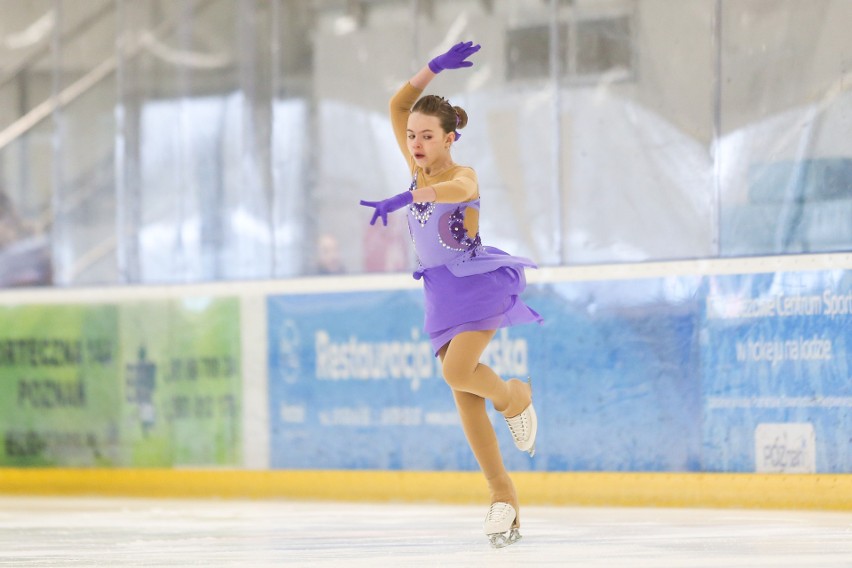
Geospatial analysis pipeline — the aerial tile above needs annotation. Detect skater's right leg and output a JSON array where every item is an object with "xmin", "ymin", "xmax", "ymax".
[
  {"xmin": 452, "ymin": 388, "xmax": 523, "ymax": 547},
  {"xmin": 453, "ymin": 391, "xmax": 518, "ymax": 511},
  {"xmin": 451, "ymin": 389, "xmax": 519, "ymax": 522}
]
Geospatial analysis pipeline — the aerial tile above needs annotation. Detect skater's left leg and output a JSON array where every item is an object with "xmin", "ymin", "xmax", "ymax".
[
  {"xmin": 440, "ymin": 330, "xmax": 531, "ymax": 418},
  {"xmin": 441, "ymin": 329, "xmax": 538, "ymax": 455}
]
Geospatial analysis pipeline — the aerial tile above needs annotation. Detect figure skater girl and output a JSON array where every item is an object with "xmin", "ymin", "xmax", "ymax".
[{"xmin": 359, "ymin": 41, "xmax": 541, "ymax": 548}]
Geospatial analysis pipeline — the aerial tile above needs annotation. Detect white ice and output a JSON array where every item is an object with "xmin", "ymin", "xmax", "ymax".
[{"xmin": 1, "ymin": 497, "xmax": 851, "ymax": 567}]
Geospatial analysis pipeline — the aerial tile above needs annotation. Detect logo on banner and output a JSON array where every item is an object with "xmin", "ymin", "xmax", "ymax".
[
  {"xmin": 277, "ymin": 319, "xmax": 301, "ymax": 384},
  {"xmin": 125, "ymin": 346, "xmax": 157, "ymax": 435},
  {"xmin": 754, "ymin": 422, "xmax": 816, "ymax": 473}
]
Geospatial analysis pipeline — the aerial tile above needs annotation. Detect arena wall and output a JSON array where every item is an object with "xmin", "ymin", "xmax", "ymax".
[{"xmin": 1, "ymin": 253, "xmax": 851, "ymax": 509}]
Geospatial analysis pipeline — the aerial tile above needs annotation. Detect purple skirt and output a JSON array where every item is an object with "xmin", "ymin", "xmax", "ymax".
[{"xmin": 421, "ymin": 263, "xmax": 543, "ymax": 355}]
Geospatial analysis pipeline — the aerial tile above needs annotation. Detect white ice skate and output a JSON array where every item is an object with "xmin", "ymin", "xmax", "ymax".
[
  {"xmin": 484, "ymin": 502, "xmax": 521, "ymax": 548},
  {"xmin": 505, "ymin": 402, "xmax": 537, "ymax": 457}
]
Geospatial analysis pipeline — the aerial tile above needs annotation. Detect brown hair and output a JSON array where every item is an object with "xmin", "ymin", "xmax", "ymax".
[{"xmin": 411, "ymin": 95, "xmax": 468, "ymax": 138}]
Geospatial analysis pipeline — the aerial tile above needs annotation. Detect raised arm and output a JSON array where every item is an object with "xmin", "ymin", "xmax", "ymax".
[
  {"xmin": 409, "ymin": 65, "xmax": 437, "ymax": 91},
  {"xmin": 389, "ymin": 82, "xmax": 424, "ymax": 164},
  {"xmin": 365, "ymin": 42, "xmax": 481, "ymax": 225},
  {"xmin": 388, "ymin": 64, "xmax": 439, "ymax": 162},
  {"xmin": 390, "ymin": 41, "xmax": 482, "ymax": 161}
]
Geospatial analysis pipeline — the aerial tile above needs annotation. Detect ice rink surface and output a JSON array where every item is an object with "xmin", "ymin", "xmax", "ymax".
[{"xmin": 1, "ymin": 497, "xmax": 851, "ymax": 567}]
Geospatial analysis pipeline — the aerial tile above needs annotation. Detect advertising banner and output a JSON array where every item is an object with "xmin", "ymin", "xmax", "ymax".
[
  {"xmin": 702, "ymin": 270, "xmax": 852, "ymax": 472},
  {"xmin": 119, "ymin": 298, "xmax": 242, "ymax": 466},
  {"xmin": 0, "ymin": 304, "xmax": 121, "ymax": 467},
  {"xmin": 0, "ymin": 298, "xmax": 242, "ymax": 467},
  {"xmin": 268, "ymin": 277, "xmax": 704, "ymax": 472}
]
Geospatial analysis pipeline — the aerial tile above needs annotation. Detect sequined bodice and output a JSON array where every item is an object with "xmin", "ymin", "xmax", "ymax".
[{"xmin": 406, "ymin": 172, "xmax": 484, "ymax": 270}]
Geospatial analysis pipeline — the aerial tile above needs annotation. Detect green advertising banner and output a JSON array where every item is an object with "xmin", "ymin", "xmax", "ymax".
[
  {"xmin": 0, "ymin": 304, "xmax": 120, "ymax": 467},
  {"xmin": 119, "ymin": 298, "xmax": 242, "ymax": 466},
  {"xmin": 0, "ymin": 297, "xmax": 241, "ymax": 467}
]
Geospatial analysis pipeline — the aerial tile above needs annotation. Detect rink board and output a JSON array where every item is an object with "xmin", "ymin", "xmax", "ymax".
[{"xmin": 0, "ymin": 253, "xmax": 850, "ymax": 508}]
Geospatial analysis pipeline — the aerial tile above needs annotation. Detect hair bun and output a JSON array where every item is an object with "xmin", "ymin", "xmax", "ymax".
[{"xmin": 453, "ymin": 106, "xmax": 468, "ymax": 130}]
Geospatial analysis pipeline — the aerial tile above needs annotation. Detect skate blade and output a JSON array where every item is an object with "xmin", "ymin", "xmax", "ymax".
[{"xmin": 488, "ymin": 528, "xmax": 522, "ymax": 549}]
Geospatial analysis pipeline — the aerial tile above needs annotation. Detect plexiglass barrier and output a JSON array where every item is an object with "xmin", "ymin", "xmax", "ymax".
[{"xmin": 0, "ymin": 0, "xmax": 849, "ymax": 286}]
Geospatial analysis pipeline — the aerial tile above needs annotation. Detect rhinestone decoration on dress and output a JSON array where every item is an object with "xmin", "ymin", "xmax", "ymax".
[
  {"xmin": 407, "ymin": 171, "xmax": 436, "ymax": 227},
  {"xmin": 411, "ymin": 202, "xmax": 436, "ymax": 226},
  {"xmin": 437, "ymin": 207, "xmax": 482, "ymax": 254}
]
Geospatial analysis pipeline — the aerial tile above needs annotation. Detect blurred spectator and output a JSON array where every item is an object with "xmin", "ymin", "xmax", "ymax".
[
  {"xmin": 0, "ymin": 189, "xmax": 52, "ymax": 287},
  {"xmin": 362, "ymin": 217, "xmax": 411, "ymax": 273},
  {"xmin": 315, "ymin": 232, "xmax": 345, "ymax": 275},
  {"xmin": 0, "ymin": 190, "xmax": 29, "ymax": 248}
]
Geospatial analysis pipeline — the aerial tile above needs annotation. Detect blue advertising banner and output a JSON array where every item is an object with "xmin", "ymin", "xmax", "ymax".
[
  {"xmin": 702, "ymin": 270, "xmax": 852, "ymax": 473},
  {"xmin": 268, "ymin": 276, "xmax": 705, "ymax": 472}
]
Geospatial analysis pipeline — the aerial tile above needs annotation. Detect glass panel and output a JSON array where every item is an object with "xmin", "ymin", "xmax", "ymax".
[
  {"xmin": 559, "ymin": 0, "xmax": 716, "ymax": 263},
  {"xmin": 50, "ymin": 0, "xmax": 118, "ymax": 285},
  {"xmin": 53, "ymin": 80, "xmax": 118, "ymax": 285},
  {"xmin": 718, "ymin": 0, "xmax": 852, "ymax": 256},
  {"xmin": 117, "ymin": 0, "xmax": 230, "ymax": 283},
  {"xmin": 310, "ymin": 0, "xmax": 418, "ymax": 275},
  {"xmin": 3, "ymin": 0, "xmax": 851, "ymax": 288},
  {"xmin": 269, "ymin": 0, "xmax": 312, "ymax": 278},
  {"xmin": 0, "ymin": 1, "xmax": 61, "ymax": 286},
  {"xmin": 115, "ymin": 0, "xmax": 287, "ymax": 283}
]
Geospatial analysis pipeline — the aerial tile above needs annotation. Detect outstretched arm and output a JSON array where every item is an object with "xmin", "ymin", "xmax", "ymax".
[{"xmin": 359, "ymin": 168, "xmax": 477, "ymax": 225}]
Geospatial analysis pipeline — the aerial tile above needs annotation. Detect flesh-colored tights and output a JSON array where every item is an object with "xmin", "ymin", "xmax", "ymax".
[{"xmin": 438, "ymin": 329, "xmax": 531, "ymax": 527}]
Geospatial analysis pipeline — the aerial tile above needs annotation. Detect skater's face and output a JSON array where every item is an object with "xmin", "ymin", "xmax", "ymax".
[{"xmin": 407, "ymin": 112, "xmax": 454, "ymax": 171}]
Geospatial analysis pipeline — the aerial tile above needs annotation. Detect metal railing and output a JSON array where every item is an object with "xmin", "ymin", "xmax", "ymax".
[{"xmin": 0, "ymin": 0, "xmax": 217, "ymax": 153}]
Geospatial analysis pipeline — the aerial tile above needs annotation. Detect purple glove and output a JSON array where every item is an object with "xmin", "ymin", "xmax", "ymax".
[
  {"xmin": 360, "ymin": 191, "xmax": 414, "ymax": 226},
  {"xmin": 428, "ymin": 41, "xmax": 481, "ymax": 74}
]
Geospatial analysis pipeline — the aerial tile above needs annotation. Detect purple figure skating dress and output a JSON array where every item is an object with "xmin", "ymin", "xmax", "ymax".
[{"xmin": 406, "ymin": 172, "xmax": 543, "ymax": 355}]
